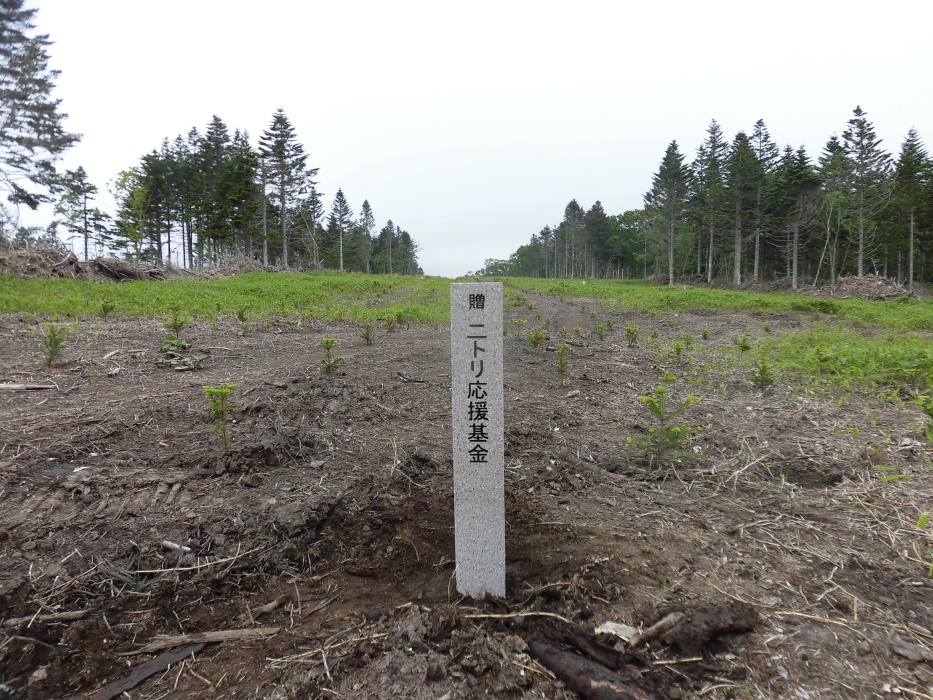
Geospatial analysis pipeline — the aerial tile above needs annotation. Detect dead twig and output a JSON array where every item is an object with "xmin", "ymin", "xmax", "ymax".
[{"xmin": 120, "ymin": 626, "xmax": 279, "ymax": 656}]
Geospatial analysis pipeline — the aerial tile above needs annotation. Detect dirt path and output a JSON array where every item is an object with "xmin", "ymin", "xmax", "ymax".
[{"xmin": 2, "ymin": 292, "xmax": 932, "ymax": 699}]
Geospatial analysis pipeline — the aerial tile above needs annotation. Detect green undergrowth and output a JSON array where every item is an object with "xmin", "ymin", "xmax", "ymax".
[
  {"xmin": 0, "ymin": 272, "xmax": 451, "ymax": 324},
  {"xmin": 756, "ymin": 328, "xmax": 933, "ymax": 392},
  {"xmin": 499, "ymin": 277, "xmax": 933, "ymax": 331}
]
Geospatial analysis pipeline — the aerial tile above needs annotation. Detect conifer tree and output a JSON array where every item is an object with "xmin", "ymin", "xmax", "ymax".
[
  {"xmin": 326, "ymin": 188, "xmax": 354, "ymax": 271},
  {"xmin": 725, "ymin": 132, "xmax": 761, "ymax": 285},
  {"xmin": 55, "ymin": 167, "xmax": 110, "ymax": 260},
  {"xmin": 750, "ymin": 120, "xmax": 780, "ymax": 281},
  {"xmin": 644, "ymin": 141, "xmax": 690, "ymax": 285},
  {"xmin": 259, "ymin": 109, "xmax": 314, "ymax": 267},
  {"xmin": 816, "ymin": 135, "xmax": 851, "ymax": 282},
  {"xmin": 693, "ymin": 120, "xmax": 728, "ymax": 282},
  {"xmin": 0, "ymin": 0, "xmax": 80, "ymax": 239},
  {"xmin": 770, "ymin": 146, "xmax": 820, "ymax": 288},
  {"xmin": 894, "ymin": 128, "xmax": 930, "ymax": 293},
  {"xmin": 357, "ymin": 200, "xmax": 375, "ymax": 273},
  {"xmin": 842, "ymin": 106, "xmax": 892, "ymax": 277}
]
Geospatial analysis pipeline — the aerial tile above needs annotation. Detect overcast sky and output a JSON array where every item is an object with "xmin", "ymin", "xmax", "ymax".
[{"xmin": 27, "ymin": 0, "xmax": 933, "ymax": 277}]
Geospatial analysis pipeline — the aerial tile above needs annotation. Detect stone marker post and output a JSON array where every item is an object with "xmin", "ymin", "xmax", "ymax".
[{"xmin": 450, "ymin": 282, "xmax": 505, "ymax": 598}]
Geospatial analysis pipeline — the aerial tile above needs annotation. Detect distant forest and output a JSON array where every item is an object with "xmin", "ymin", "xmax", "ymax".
[
  {"xmin": 33, "ymin": 110, "xmax": 423, "ymax": 274},
  {"xmin": 478, "ymin": 108, "xmax": 932, "ymax": 291}
]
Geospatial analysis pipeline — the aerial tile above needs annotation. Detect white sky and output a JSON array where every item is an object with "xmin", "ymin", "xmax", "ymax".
[{"xmin": 26, "ymin": 0, "xmax": 933, "ymax": 277}]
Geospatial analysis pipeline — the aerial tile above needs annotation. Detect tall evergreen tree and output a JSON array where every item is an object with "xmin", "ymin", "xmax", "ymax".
[
  {"xmin": 326, "ymin": 188, "xmax": 354, "ymax": 271},
  {"xmin": 749, "ymin": 119, "xmax": 780, "ymax": 281},
  {"xmin": 644, "ymin": 141, "xmax": 690, "ymax": 285},
  {"xmin": 771, "ymin": 146, "xmax": 820, "ymax": 288},
  {"xmin": 55, "ymin": 166, "xmax": 110, "ymax": 259},
  {"xmin": 816, "ymin": 135, "xmax": 851, "ymax": 282},
  {"xmin": 693, "ymin": 120, "xmax": 728, "ymax": 282},
  {"xmin": 725, "ymin": 132, "xmax": 761, "ymax": 285},
  {"xmin": 893, "ymin": 128, "xmax": 930, "ymax": 293},
  {"xmin": 0, "ymin": 0, "xmax": 80, "ymax": 239},
  {"xmin": 357, "ymin": 200, "xmax": 375, "ymax": 273},
  {"xmin": 259, "ymin": 109, "xmax": 314, "ymax": 267},
  {"xmin": 842, "ymin": 106, "xmax": 893, "ymax": 276}
]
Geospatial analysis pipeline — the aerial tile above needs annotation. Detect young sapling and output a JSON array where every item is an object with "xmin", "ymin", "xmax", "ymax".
[
  {"xmin": 40, "ymin": 324, "xmax": 69, "ymax": 368},
  {"xmin": 204, "ymin": 383, "xmax": 236, "ymax": 449}
]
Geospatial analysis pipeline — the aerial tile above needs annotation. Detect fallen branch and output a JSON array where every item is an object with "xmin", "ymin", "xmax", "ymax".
[
  {"xmin": 0, "ymin": 383, "xmax": 57, "ymax": 391},
  {"xmin": 254, "ymin": 594, "xmax": 290, "ymax": 619},
  {"xmin": 120, "ymin": 626, "xmax": 279, "ymax": 656},
  {"xmin": 2, "ymin": 609, "xmax": 89, "ymax": 628},
  {"xmin": 88, "ymin": 643, "xmax": 205, "ymax": 700}
]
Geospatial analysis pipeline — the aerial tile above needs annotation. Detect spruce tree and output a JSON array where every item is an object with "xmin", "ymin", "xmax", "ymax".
[
  {"xmin": 326, "ymin": 188, "xmax": 354, "ymax": 271},
  {"xmin": 357, "ymin": 200, "xmax": 375, "ymax": 273},
  {"xmin": 259, "ymin": 109, "xmax": 315, "ymax": 267},
  {"xmin": 693, "ymin": 120, "xmax": 728, "ymax": 282},
  {"xmin": 816, "ymin": 135, "xmax": 851, "ymax": 282},
  {"xmin": 750, "ymin": 120, "xmax": 780, "ymax": 281},
  {"xmin": 644, "ymin": 141, "xmax": 690, "ymax": 285},
  {"xmin": 842, "ymin": 106, "xmax": 893, "ymax": 277},
  {"xmin": 725, "ymin": 132, "xmax": 761, "ymax": 285},
  {"xmin": 55, "ymin": 167, "xmax": 110, "ymax": 260},
  {"xmin": 894, "ymin": 128, "xmax": 930, "ymax": 293},
  {"xmin": 0, "ymin": 0, "xmax": 80, "ymax": 239},
  {"xmin": 770, "ymin": 146, "xmax": 820, "ymax": 288}
]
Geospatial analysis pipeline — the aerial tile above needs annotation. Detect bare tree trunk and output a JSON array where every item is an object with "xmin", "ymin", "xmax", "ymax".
[
  {"xmin": 733, "ymin": 202, "xmax": 742, "ymax": 286},
  {"xmin": 706, "ymin": 221, "xmax": 714, "ymax": 283},
  {"xmin": 261, "ymin": 159, "xmax": 268, "ymax": 266},
  {"xmin": 909, "ymin": 207, "xmax": 915, "ymax": 294}
]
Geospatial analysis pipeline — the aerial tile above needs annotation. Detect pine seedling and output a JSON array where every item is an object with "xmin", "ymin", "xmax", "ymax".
[
  {"xmin": 750, "ymin": 361, "xmax": 778, "ymax": 389},
  {"xmin": 318, "ymin": 336, "xmax": 345, "ymax": 375},
  {"xmin": 701, "ymin": 327, "xmax": 710, "ymax": 340},
  {"xmin": 596, "ymin": 323, "xmax": 607, "ymax": 341},
  {"xmin": 360, "ymin": 323, "xmax": 376, "ymax": 345},
  {"xmin": 166, "ymin": 304, "xmax": 191, "ymax": 336},
  {"xmin": 734, "ymin": 334, "xmax": 753, "ymax": 352},
  {"xmin": 625, "ymin": 323, "xmax": 639, "ymax": 347},
  {"xmin": 526, "ymin": 326, "xmax": 546, "ymax": 351},
  {"xmin": 555, "ymin": 343, "xmax": 571, "ymax": 380},
  {"xmin": 40, "ymin": 324, "xmax": 69, "ymax": 368},
  {"xmin": 99, "ymin": 301, "xmax": 116, "ymax": 320},
  {"xmin": 627, "ymin": 379, "xmax": 700, "ymax": 464},
  {"xmin": 204, "ymin": 383, "xmax": 236, "ymax": 449},
  {"xmin": 573, "ymin": 325, "xmax": 583, "ymax": 338}
]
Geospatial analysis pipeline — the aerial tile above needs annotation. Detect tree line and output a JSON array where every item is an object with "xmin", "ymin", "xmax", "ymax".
[
  {"xmin": 0, "ymin": 2, "xmax": 422, "ymax": 274},
  {"xmin": 57, "ymin": 110, "xmax": 422, "ymax": 274},
  {"xmin": 478, "ymin": 109, "xmax": 932, "ymax": 292}
]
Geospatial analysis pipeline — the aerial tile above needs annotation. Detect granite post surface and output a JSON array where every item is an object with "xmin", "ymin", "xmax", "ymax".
[{"xmin": 450, "ymin": 282, "xmax": 505, "ymax": 598}]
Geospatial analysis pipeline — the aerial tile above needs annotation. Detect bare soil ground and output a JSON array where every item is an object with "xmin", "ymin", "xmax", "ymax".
[{"xmin": 2, "ymin": 291, "xmax": 933, "ymax": 699}]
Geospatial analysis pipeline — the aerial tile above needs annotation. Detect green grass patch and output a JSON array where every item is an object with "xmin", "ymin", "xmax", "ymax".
[
  {"xmin": 0, "ymin": 272, "xmax": 452, "ymax": 324},
  {"xmin": 497, "ymin": 277, "xmax": 933, "ymax": 331},
  {"xmin": 757, "ymin": 328, "xmax": 933, "ymax": 391}
]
